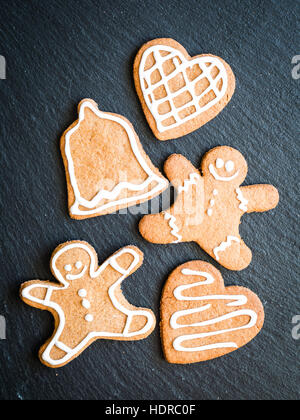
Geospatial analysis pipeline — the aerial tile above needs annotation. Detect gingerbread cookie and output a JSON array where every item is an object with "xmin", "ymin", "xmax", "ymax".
[
  {"xmin": 161, "ymin": 261, "xmax": 264, "ymax": 364},
  {"xmin": 139, "ymin": 146, "xmax": 279, "ymax": 270},
  {"xmin": 61, "ymin": 99, "xmax": 168, "ymax": 219},
  {"xmin": 134, "ymin": 38, "xmax": 235, "ymax": 140},
  {"xmin": 20, "ymin": 241, "xmax": 156, "ymax": 368}
]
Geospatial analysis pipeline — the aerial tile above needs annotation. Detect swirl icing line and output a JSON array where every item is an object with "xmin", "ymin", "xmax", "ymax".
[{"xmin": 171, "ymin": 269, "xmax": 258, "ymax": 352}]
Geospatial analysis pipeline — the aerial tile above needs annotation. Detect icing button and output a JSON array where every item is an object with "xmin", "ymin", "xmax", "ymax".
[
  {"xmin": 85, "ymin": 314, "xmax": 93, "ymax": 322},
  {"xmin": 78, "ymin": 289, "xmax": 87, "ymax": 298},
  {"xmin": 82, "ymin": 299, "xmax": 91, "ymax": 309}
]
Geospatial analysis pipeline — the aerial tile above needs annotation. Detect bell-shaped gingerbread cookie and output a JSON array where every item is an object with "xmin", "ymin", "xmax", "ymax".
[
  {"xmin": 139, "ymin": 146, "xmax": 279, "ymax": 271},
  {"xmin": 61, "ymin": 99, "xmax": 168, "ymax": 219},
  {"xmin": 161, "ymin": 261, "xmax": 265, "ymax": 364},
  {"xmin": 20, "ymin": 241, "xmax": 156, "ymax": 368}
]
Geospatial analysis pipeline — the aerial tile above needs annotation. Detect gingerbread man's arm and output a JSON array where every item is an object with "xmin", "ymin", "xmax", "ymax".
[
  {"xmin": 140, "ymin": 155, "xmax": 204, "ymax": 244},
  {"xmin": 20, "ymin": 281, "xmax": 61, "ymax": 310},
  {"xmin": 239, "ymin": 185, "xmax": 279, "ymax": 213},
  {"xmin": 163, "ymin": 154, "xmax": 203, "ymax": 191}
]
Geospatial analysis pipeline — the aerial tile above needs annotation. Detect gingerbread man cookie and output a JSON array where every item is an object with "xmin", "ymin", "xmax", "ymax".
[
  {"xmin": 161, "ymin": 261, "xmax": 265, "ymax": 364},
  {"xmin": 61, "ymin": 99, "xmax": 168, "ymax": 219},
  {"xmin": 20, "ymin": 241, "xmax": 156, "ymax": 368},
  {"xmin": 140, "ymin": 146, "xmax": 279, "ymax": 270},
  {"xmin": 134, "ymin": 38, "xmax": 235, "ymax": 140}
]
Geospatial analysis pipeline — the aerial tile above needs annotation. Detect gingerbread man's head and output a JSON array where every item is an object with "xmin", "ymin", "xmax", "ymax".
[
  {"xmin": 201, "ymin": 146, "xmax": 248, "ymax": 187},
  {"xmin": 51, "ymin": 241, "xmax": 97, "ymax": 286}
]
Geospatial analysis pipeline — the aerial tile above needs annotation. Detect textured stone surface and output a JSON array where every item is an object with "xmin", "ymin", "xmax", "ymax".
[{"xmin": 0, "ymin": 0, "xmax": 299, "ymax": 400}]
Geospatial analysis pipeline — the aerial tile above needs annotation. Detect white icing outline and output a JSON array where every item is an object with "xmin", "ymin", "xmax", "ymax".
[
  {"xmin": 177, "ymin": 173, "xmax": 201, "ymax": 194},
  {"xmin": 171, "ymin": 269, "xmax": 258, "ymax": 352},
  {"xmin": 209, "ymin": 163, "xmax": 239, "ymax": 182},
  {"xmin": 22, "ymin": 243, "xmax": 155, "ymax": 367},
  {"xmin": 236, "ymin": 188, "xmax": 248, "ymax": 212},
  {"xmin": 65, "ymin": 101, "xmax": 168, "ymax": 216},
  {"xmin": 164, "ymin": 212, "xmax": 182, "ymax": 243},
  {"xmin": 139, "ymin": 45, "xmax": 228, "ymax": 133},
  {"xmin": 213, "ymin": 236, "xmax": 240, "ymax": 261}
]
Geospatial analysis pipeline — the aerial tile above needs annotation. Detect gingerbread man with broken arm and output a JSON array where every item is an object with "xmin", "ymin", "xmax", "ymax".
[{"xmin": 139, "ymin": 146, "xmax": 279, "ymax": 271}]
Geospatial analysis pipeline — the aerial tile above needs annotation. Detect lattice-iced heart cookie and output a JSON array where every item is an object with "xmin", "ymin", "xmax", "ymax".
[
  {"xmin": 161, "ymin": 261, "xmax": 264, "ymax": 364},
  {"xmin": 20, "ymin": 241, "xmax": 156, "ymax": 368},
  {"xmin": 134, "ymin": 39, "xmax": 236, "ymax": 140},
  {"xmin": 61, "ymin": 99, "xmax": 168, "ymax": 219}
]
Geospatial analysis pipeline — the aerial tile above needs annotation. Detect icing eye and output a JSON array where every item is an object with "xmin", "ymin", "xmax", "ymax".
[
  {"xmin": 216, "ymin": 158, "xmax": 224, "ymax": 169},
  {"xmin": 64, "ymin": 265, "xmax": 72, "ymax": 272},
  {"xmin": 225, "ymin": 160, "xmax": 235, "ymax": 172},
  {"xmin": 75, "ymin": 261, "xmax": 83, "ymax": 269}
]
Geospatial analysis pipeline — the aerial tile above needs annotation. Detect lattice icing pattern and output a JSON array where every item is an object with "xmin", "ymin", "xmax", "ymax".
[{"xmin": 139, "ymin": 45, "xmax": 228, "ymax": 133}]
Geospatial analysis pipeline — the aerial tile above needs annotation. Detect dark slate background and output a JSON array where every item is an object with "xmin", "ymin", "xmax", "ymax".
[{"xmin": 0, "ymin": 0, "xmax": 299, "ymax": 401}]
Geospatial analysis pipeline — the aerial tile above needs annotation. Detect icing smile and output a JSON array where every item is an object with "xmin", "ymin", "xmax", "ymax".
[
  {"xmin": 66, "ymin": 265, "xmax": 87, "ymax": 281},
  {"xmin": 209, "ymin": 158, "xmax": 239, "ymax": 182}
]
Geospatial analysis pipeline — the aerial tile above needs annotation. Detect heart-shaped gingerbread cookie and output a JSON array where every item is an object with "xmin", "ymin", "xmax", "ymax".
[
  {"xmin": 161, "ymin": 261, "xmax": 264, "ymax": 364},
  {"xmin": 134, "ymin": 39, "xmax": 236, "ymax": 141}
]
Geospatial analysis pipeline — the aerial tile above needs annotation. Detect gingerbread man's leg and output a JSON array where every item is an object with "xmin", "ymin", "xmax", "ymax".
[
  {"xmin": 212, "ymin": 237, "xmax": 252, "ymax": 271},
  {"xmin": 97, "ymin": 246, "xmax": 156, "ymax": 338},
  {"xmin": 21, "ymin": 281, "xmax": 75, "ymax": 366},
  {"xmin": 197, "ymin": 229, "xmax": 252, "ymax": 271},
  {"xmin": 140, "ymin": 155, "xmax": 204, "ymax": 244},
  {"xmin": 238, "ymin": 185, "xmax": 279, "ymax": 213}
]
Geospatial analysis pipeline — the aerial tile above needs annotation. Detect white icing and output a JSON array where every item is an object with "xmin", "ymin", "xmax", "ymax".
[
  {"xmin": 177, "ymin": 173, "xmax": 201, "ymax": 194},
  {"xmin": 139, "ymin": 45, "xmax": 228, "ymax": 133},
  {"xmin": 164, "ymin": 212, "xmax": 182, "ymax": 243},
  {"xmin": 216, "ymin": 158, "xmax": 224, "ymax": 169},
  {"xmin": 171, "ymin": 269, "xmax": 258, "ymax": 352},
  {"xmin": 207, "ymin": 192, "xmax": 217, "ymax": 217},
  {"xmin": 209, "ymin": 163, "xmax": 239, "ymax": 182},
  {"xmin": 85, "ymin": 314, "xmax": 93, "ymax": 322},
  {"xmin": 65, "ymin": 101, "xmax": 168, "ymax": 216},
  {"xmin": 64, "ymin": 265, "xmax": 72, "ymax": 272},
  {"xmin": 225, "ymin": 160, "xmax": 235, "ymax": 172},
  {"xmin": 82, "ymin": 299, "xmax": 91, "ymax": 309},
  {"xmin": 236, "ymin": 188, "xmax": 248, "ymax": 212},
  {"xmin": 75, "ymin": 261, "xmax": 83, "ymax": 269},
  {"xmin": 22, "ymin": 243, "xmax": 155, "ymax": 367},
  {"xmin": 78, "ymin": 289, "xmax": 87, "ymax": 298},
  {"xmin": 213, "ymin": 236, "xmax": 240, "ymax": 261}
]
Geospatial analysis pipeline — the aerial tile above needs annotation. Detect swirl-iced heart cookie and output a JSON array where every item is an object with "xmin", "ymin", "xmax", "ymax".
[
  {"xmin": 20, "ymin": 241, "xmax": 156, "ymax": 368},
  {"xmin": 134, "ymin": 38, "xmax": 235, "ymax": 140},
  {"xmin": 139, "ymin": 146, "xmax": 279, "ymax": 270},
  {"xmin": 61, "ymin": 99, "xmax": 168, "ymax": 219},
  {"xmin": 161, "ymin": 261, "xmax": 264, "ymax": 364}
]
